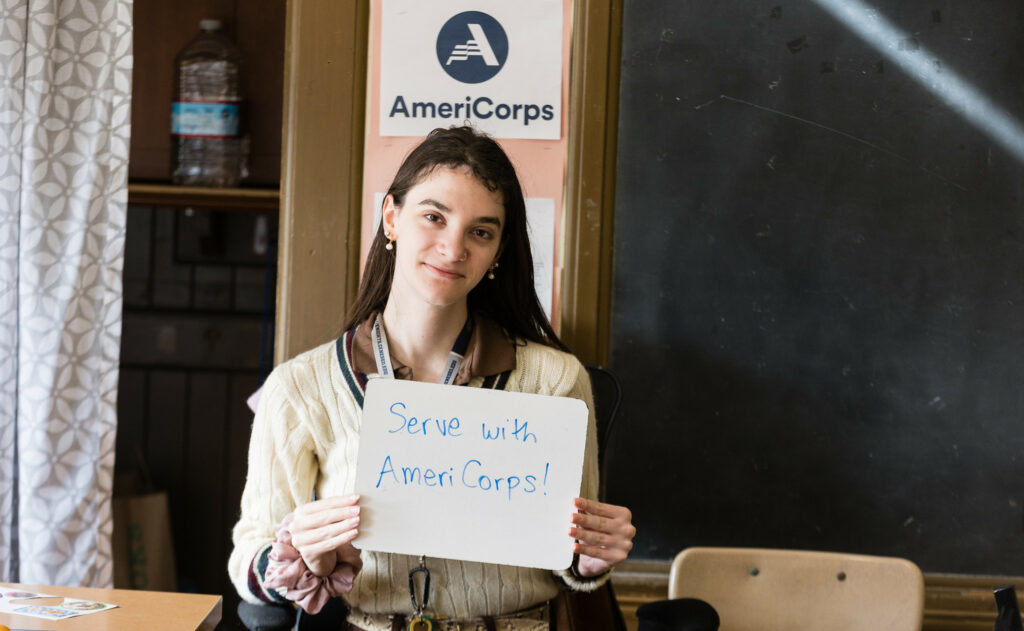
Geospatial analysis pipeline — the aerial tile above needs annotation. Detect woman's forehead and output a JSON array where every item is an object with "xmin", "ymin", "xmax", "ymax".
[
  {"xmin": 415, "ymin": 164, "xmax": 499, "ymax": 193},
  {"xmin": 407, "ymin": 166, "xmax": 505, "ymax": 211}
]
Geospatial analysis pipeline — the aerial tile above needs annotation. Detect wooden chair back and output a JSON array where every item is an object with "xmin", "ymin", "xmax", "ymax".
[{"xmin": 669, "ymin": 547, "xmax": 924, "ymax": 631}]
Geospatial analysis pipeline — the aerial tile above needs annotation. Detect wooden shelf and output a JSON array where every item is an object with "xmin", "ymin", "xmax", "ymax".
[{"xmin": 127, "ymin": 183, "xmax": 279, "ymax": 212}]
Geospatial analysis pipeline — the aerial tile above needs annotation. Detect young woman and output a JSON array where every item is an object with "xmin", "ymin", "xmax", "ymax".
[{"xmin": 229, "ymin": 126, "xmax": 635, "ymax": 630}]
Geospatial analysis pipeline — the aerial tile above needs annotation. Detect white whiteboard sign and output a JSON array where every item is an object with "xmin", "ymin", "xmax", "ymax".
[
  {"xmin": 353, "ymin": 379, "xmax": 588, "ymax": 570},
  {"xmin": 380, "ymin": 0, "xmax": 563, "ymax": 139}
]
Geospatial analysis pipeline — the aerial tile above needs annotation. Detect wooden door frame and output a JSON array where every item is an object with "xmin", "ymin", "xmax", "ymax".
[
  {"xmin": 560, "ymin": 0, "xmax": 622, "ymax": 366},
  {"xmin": 275, "ymin": 0, "xmax": 368, "ymax": 362},
  {"xmin": 276, "ymin": 0, "xmax": 622, "ymax": 366}
]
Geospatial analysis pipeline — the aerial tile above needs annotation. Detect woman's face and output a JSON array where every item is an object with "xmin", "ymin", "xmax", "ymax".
[{"xmin": 382, "ymin": 166, "xmax": 505, "ymax": 310}]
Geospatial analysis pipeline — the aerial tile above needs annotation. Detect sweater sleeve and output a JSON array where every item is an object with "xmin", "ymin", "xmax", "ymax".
[
  {"xmin": 229, "ymin": 361, "xmax": 322, "ymax": 604},
  {"xmin": 552, "ymin": 356, "xmax": 612, "ymax": 591}
]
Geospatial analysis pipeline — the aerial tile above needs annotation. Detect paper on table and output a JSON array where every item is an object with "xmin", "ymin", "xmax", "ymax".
[{"xmin": 0, "ymin": 588, "xmax": 117, "ymax": 620}]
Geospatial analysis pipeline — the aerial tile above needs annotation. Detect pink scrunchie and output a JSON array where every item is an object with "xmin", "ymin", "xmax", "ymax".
[{"xmin": 263, "ymin": 512, "xmax": 359, "ymax": 614}]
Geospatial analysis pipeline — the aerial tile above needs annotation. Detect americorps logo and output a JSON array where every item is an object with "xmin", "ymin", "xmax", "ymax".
[
  {"xmin": 380, "ymin": 1, "xmax": 560, "ymax": 139},
  {"xmin": 436, "ymin": 11, "xmax": 509, "ymax": 84}
]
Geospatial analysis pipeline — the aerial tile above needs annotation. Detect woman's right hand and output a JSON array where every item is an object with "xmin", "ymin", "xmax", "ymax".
[{"xmin": 288, "ymin": 494, "xmax": 362, "ymax": 577}]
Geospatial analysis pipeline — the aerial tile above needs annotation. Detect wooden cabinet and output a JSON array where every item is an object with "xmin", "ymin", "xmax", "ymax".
[
  {"xmin": 122, "ymin": 4, "xmax": 286, "ymax": 629},
  {"xmin": 130, "ymin": 0, "xmax": 286, "ymax": 185}
]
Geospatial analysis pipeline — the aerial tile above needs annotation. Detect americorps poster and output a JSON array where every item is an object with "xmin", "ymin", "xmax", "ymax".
[{"xmin": 380, "ymin": 0, "xmax": 562, "ymax": 139}]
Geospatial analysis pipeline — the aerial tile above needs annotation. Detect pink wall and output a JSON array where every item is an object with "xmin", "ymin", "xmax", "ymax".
[{"xmin": 360, "ymin": 0, "xmax": 574, "ymax": 328}]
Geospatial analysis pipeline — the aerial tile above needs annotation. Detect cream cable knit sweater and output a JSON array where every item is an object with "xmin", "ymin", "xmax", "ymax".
[{"xmin": 229, "ymin": 335, "xmax": 607, "ymax": 618}]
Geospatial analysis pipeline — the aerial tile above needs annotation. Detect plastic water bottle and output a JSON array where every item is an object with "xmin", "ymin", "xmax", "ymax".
[{"xmin": 171, "ymin": 19, "xmax": 249, "ymax": 187}]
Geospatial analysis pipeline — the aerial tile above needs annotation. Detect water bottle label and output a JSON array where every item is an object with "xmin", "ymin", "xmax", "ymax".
[{"xmin": 171, "ymin": 101, "xmax": 240, "ymax": 137}]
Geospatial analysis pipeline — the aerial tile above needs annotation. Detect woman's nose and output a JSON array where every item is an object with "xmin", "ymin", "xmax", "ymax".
[{"xmin": 440, "ymin": 232, "xmax": 468, "ymax": 261}]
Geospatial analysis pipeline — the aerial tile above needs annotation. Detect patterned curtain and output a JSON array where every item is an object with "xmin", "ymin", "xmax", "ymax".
[{"xmin": 0, "ymin": 0, "xmax": 132, "ymax": 586}]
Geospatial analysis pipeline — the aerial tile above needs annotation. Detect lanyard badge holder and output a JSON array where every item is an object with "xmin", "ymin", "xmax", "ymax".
[{"xmin": 371, "ymin": 315, "xmax": 474, "ymax": 630}]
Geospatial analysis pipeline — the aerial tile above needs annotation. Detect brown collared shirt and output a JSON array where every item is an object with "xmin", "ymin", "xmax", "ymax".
[{"xmin": 349, "ymin": 313, "xmax": 517, "ymax": 384}]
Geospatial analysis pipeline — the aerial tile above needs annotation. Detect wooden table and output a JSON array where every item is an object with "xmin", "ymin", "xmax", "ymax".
[{"xmin": 0, "ymin": 583, "xmax": 221, "ymax": 631}]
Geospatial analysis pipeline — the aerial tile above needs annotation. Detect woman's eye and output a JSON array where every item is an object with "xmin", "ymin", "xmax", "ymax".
[
  {"xmin": 424, "ymin": 213, "xmax": 442, "ymax": 223},
  {"xmin": 473, "ymin": 229, "xmax": 494, "ymax": 240}
]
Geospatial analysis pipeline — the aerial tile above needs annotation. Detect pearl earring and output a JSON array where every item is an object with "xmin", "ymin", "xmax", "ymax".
[
  {"xmin": 385, "ymin": 233, "xmax": 394, "ymax": 251},
  {"xmin": 487, "ymin": 261, "xmax": 499, "ymax": 280}
]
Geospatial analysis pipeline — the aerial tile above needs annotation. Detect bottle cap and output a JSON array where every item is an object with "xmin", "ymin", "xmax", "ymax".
[{"xmin": 199, "ymin": 19, "xmax": 222, "ymax": 31}]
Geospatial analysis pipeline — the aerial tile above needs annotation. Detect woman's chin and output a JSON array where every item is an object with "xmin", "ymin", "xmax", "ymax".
[{"xmin": 412, "ymin": 286, "xmax": 470, "ymax": 310}]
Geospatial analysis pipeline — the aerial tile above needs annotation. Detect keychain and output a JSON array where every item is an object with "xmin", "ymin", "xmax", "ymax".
[
  {"xmin": 408, "ymin": 555, "xmax": 433, "ymax": 631},
  {"xmin": 408, "ymin": 618, "xmax": 433, "ymax": 631}
]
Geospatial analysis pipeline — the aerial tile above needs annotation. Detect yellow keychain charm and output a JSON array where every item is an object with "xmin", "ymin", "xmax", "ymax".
[{"xmin": 408, "ymin": 616, "xmax": 433, "ymax": 631}]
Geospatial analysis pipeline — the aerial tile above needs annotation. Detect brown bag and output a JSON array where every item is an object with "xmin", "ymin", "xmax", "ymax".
[
  {"xmin": 112, "ymin": 491, "xmax": 177, "ymax": 591},
  {"xmin": 550, "ymin": 582, "xmax": 626, "ymax": 631}
]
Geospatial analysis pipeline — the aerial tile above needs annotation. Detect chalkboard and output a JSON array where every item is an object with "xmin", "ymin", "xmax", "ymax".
[{"xmin": 606, "ymin": 0, "xmax": 1024, "ymax": 574}]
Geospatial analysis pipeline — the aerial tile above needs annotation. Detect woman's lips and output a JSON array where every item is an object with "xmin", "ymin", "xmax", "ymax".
[{"xmin": 424, "ymin": 263, "xmax": 464, "ymax": 279}]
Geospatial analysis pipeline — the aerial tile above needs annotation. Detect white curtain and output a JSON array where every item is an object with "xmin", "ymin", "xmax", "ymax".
[{"xmin": 0, "ymin": 0, "xmax": 132, "ymax": 586}]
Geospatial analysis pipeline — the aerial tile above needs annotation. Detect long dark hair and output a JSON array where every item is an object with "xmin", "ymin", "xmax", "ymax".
[{"xmin": 344, "ymin": 126, "xmax": 566, "ymax": 351}]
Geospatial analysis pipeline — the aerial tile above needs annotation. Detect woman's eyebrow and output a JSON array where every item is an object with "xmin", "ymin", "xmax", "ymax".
[
  {"xmin": 416, "ymin": 197, "xmax": 502, "ymax": 227},
  {"xmin": 416, "ymin": 197, "xmax": 450, "ymax": 212}
]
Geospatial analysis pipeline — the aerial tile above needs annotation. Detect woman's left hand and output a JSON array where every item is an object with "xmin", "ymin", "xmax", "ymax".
[{"xmin": 569, "ymin": 497, "xmax": 636, "ymax": 577}]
